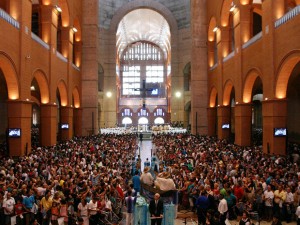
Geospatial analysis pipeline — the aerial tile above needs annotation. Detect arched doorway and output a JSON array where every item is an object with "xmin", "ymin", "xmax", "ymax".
[
  {"xmin": 287, "ymin": 62, "xmax": 300, "ymax": 149},
  {"xmin": 30, "ymin": 78, "xmax": 41, "ymax": 147},
  {"xmin": 154, "ymin": 117, "xmax": 164, "ymax": 125},
  {"xmin": 0, "ymin": 69, "xmax": 8, "ymax": 155}
]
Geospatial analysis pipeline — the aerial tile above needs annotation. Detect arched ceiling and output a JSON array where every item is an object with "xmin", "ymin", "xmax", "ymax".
[
  {"xmin": 99, "ymin": 0, "xmax": 190, "ymax": 30},
  {"xmin": 116, "ymin": 9, "xmax": 170, "ymax": 58}
]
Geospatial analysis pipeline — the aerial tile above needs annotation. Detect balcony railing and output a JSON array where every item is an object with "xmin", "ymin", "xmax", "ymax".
[
  {"xmin": 223, "ymin": 51, "xmax": 235, "ymax": 63},
  {"xmin": 0, "ymin": 8, "xmax": 20, "ymax": 29},
  {"xmin": 56, "ymin": 51, "xmax": 67, "ymax": 63},
  {"xmin": 242, "ymin": 31, "xmax": 262, "ymax": 49},
  {"xmin": 275, "ymin": 5, "xmax": 300, "ymax": 28},
  {"xmin": 31, "ymin": 32, "xmax": 50, "ymax": 50}
]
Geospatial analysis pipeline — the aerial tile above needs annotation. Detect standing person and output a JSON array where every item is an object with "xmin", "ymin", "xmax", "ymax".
[
  {"xmin": 88, "ymin": 196, "xmax": 99, "ymax": 224},
  {"xmin": 15, "ymin": 197, "xmax": 25, "ymax": 225},
  {"xmin": 132, "ymin": 171, "xmax": 141, "ymax": 194},
  {"xmin": 77, "ymin": 199, "xmax": 89, "ymax": 225},
  {"xmin": 140, "ymin": 167, "xmax": 154, "ymax": 186},
  {"xmin": 40, "ymin": 190, "xmax": 52, "ymax": 225},
  {"xmin": 139, "ymin": 133, "xmax": 143, "ymax": 142},
  {"xmin": 149, "ymin": 193, "xmax": 164, "ymax": 225},
  {"xmin": 263, "ymin": 185, "xmax": 274, "ymax": 222},
  {"xmin": 125, "ymin": 190, "xmax": 136, "ymax": 225},
  {"xmin": 3, "ymin": 192, "xmax": 16, "ymax": 225},
  {"xmin": 218, "ymin": 194, "xmax": 228, "ymax": 225},
  {"xmin": 196, "ymin": 191, "xmax": 209, "ymax": 225}
]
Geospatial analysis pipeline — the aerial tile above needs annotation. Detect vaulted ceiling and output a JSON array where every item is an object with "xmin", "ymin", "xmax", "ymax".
[
  {"xmin": 116, "ymin": 9, "xmax": 170, "ymax": 58},
  {"xmin": 99, "ymin": 0, "xmax": 191, "ymax": 30}
]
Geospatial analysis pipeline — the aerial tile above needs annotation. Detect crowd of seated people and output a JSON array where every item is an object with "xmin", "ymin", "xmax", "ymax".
[{"xmin": 152, "ymin": 133, "xmax": 300, "ymax": 224}]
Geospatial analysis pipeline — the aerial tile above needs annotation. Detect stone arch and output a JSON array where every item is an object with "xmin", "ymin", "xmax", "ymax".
[
  {"xmin": 220, "ymin": 0, "xmax": 233, "ymax": 27},
  {"xmin": 58, "ymin": 0, "xmax": 70, "ymax": 27},
  {"xmin": 57, "ymin": 79, "xmax": 68, "ymax": 106},
  {"xmin": 32, "ymin": 69, "xmax": 49, "ymax": 104},
  {"xmin": 209, "ymin": 86, "xmax": 218, "ymax": 107},
  {"xmin": 223, "ymin": 80, "xmax": 234, "ymax": 106},
  {"xmin": 109, "ymin": 0, "xmax": 178, "ymax": 32},
  {"xmin": 243, "ymin": 68, "xmax": 263, "ymax": 103},
  {"xmin": 73, "ymin": 16, "xmax": 81, "ymax": 42},
  {"xmin": 208, "ymin": 17, "xmax": 217, "ymax": 41},
  {"xmin": 72, "ymin": 86, "xmax": 80, "ymax": 108},
  {"xmin": 0, "ymin": 52, "xmax": 19, "ymax": 100},
  {"xmin": 275, "ymin": 51, "xmax": 300, "ymax": 99}
]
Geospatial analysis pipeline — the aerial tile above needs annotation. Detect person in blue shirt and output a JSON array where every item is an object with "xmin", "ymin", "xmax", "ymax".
[
  {"xmin": 132, "ymin": 171, "xmax": 141, "ymax": 194},
  {"xmin": 22, "ymin": 189, "xmax": 35, "ymax": 225},
  {"xmin": 196, "ymin": 191, "xmax": 210, "ymax": 225}
]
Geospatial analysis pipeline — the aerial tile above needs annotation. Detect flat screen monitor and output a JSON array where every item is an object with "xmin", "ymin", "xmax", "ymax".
[
  {"xmin": 8, "ymin": 128, "xmax": 21, "ymax": 137},
  {"xmin": 274, "ymin": 128, "xmax": 287, "ymax": 137},
  {"xmin": 61, "ymin": 123, "xmax": 69, "ymax": 129},
  {"xmin": 222, "ymin": 124, "xmax": 230, "ymax": 129}
]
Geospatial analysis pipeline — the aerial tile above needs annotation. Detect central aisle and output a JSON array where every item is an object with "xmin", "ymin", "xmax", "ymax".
[{"xmin": 137, "ymin": 140, "xmax": 153, "ymax": 172}]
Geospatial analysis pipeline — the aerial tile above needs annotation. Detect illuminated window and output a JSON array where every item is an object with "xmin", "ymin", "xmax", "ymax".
[{"xmin": 121, "ymin": 42, "xmax": 166, "ymax": 97}]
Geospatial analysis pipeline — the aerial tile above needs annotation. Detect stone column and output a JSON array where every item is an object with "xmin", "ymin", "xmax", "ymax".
[
  {"xmin": 40, "ymin": 104, "xmax": 57, "ymax": 147},
  {"xmin": 191, "ymin": 0, "xmax": 208, "ymax": 135},
  {"xmin": 60, "ymin": 106, "xmax": 73, "ymax": 141},
  {"xmin": 7, "ymin": 100, "xmax": 32, "ymax": 156},
  {"xmin": 235, "ymin": 103, "xmax": 252, "ymax": 146},
  {"xmin": 262, "ymin": 99, "xmax": 287, "ymax": 155},
  {"xmin": 81, "ymin": 0, "xmax": 99, "ymax": 135},
  {"xmin": 207, "ymin": 107, "xmax": 217, "ymax": 136},
  {"xmin": 217, "ymin": 106, "xmax": 230, "ymax": 140},
  {"xmin": 74, "ymin": 108, "xmax": 82, "ymax": 137}
]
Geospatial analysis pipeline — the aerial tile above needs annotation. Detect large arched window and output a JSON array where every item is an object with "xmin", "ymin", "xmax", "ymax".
[{"xmin": 121, "ymin": 42, "xmax": 166, "ymax": 97}]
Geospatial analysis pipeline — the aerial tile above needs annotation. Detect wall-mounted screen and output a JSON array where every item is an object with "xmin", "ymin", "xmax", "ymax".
[
  {"xmin": 274, "ymin": 128, "xmax": 287, "ymax": 137},
  {"xmin": 222, "ymin": 124, "xmax": 230, "ymax": 129},
  {"xmin": 61, "ymin": 124, "xmax": 69, "ymax": 129},
  {"xmin": 8, "ymin": 128, "xmax": 21, "ymax": 137}
]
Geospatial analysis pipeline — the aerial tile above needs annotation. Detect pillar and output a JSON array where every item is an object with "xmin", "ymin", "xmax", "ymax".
[
  {"xmin": 235, "ymin": 103, "xmax": 252, "ymax": 146},
  {"xmin": 191, "ymin": 0, "xmax": 208, "ymax": 135},
  {"xmin": 207, "ymin": 107, "xmax": 217, "ymax": 136},
  {"xmin": 74, "ymin": 108, "xmax": 82, "ymax": 136},
  {"xmin": 60, "ymin": 106, "xmax": 73, "ymax": 141},
  {"xmin": 7, "ymin": 100, "xmax": 32, "ymax": 156},
  {"xmin": 262, "ymin": 99, "xmax": 287, "ymax": 155},
  {"xmin": 81, "ymin": 0, "xmax": 99, "ymax": 135},
  {"xmin": 217, "ymin": 106, "xmax": 230, "ymax": 140},
  {"xmin": 40, "ymin": 104, "xmax": 57, "ymax": 147}
]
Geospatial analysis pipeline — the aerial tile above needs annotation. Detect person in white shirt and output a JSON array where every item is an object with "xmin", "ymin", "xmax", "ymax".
[
  {"xmin": 78, "ymin": 199, "xmax": 89, "ymax": 225},
  {"xmin": 284, "ymin": 187, "xmax": 294, "ymax": 223},
  {"xmin": 88, "ymin": 196, "xmax": 99, "ymax": 224},
  {"xmin": 218, "ymin": 194, "xmax": 228, "ymax": 225},
  {"xmin": 3, "ymin": 192, "xmax": 15, "ymax": 225},
  {"xmin": 263, "ymin": 185, "xmax": 274, "ymax": 221},
  {"xmin": 140, "ymin": 167, "xmax": 154, "ymax": 186}
]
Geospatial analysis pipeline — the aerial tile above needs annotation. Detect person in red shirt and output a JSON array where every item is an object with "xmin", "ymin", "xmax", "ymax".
[
  {"xmin": 15, "ymin": 197, "xmax": 26, "ymax": 225},
  {"xmin": 234, "ymin": 181, "xmax": 245, "ymax": 202}
]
